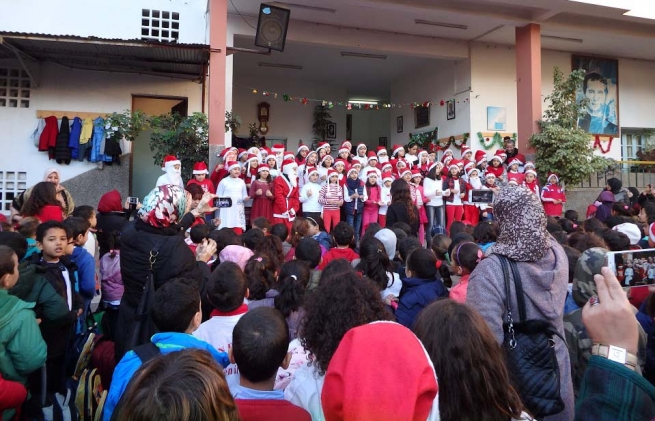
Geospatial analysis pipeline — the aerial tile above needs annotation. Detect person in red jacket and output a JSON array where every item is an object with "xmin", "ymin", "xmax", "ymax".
[
  {"xmin": 541, "ymin": 172, "xmax": 566, "ymax": 217},
  {"xmin": 187, "ymin": 162, "xmax": 215, "ymax": 193},
  {"xmin": 0, "ymin": 374, "xmax": 27, "ymax": 419},
  {"xmin": 20, "ymin": 182, "xmax": 63, "ymax": 223},
  {"xmin": 272, "ymin": 159, "xmax": 300, "ymax": 230},
  {"xmin": 209, "ymin": 147, "xmax": 237, "ymax": 188},
  {"xmin": 319, "ymin": 222, "xmax": 359, "ymax": 270},
  {"xmin": 230, "ymin": 307, "xmax": 311, "ymax": 421}
]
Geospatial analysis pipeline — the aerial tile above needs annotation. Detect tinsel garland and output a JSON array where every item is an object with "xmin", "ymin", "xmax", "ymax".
[{"xmin": 477, "ymin": 132, "xmax": 517, "ymax": 150}]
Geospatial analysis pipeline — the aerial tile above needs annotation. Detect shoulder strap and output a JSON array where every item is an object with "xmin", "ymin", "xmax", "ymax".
[
  {"xmin": 133, "ymin": 342, "xmax": 161, "ymax": 364},
  {"xmin": 507, "ymin": 259, "xmax": 527, "ymax": 322},
  {"xmin": 497, "ymin": 254, "xmax": 513, "ymax": 322}
]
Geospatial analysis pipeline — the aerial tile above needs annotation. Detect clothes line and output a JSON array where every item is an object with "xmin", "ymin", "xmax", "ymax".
[{"xmin": 36, "ymin": 110, "xmax": 109, "ymax": 120}]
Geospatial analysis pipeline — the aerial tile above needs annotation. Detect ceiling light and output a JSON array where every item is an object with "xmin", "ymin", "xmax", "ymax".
[
  {"xmin": 258, "ymin": 62, "xmax": 303, "ymax": 70},
  {"xmin": 274, "ymin": 2, "xmax": 336, "ymax": 13},
  {"xmin": 541, "ymin": 35, "xmax": 584, "ymax": 43},
  {"xmin": 341, "ymin": 52, "xmax": 387, "ymax": 60},
  {"xmin": 348, "ymin": 100, "xmax": 379, "ymax": 105},
  {"xmin": 414, "ymin": 19, "xmax": 468, "ymax": 30}
]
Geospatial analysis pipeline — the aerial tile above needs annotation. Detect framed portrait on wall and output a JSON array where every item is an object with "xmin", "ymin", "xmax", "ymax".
[
  {"xmin": 327, "ymin": 122, "xmax": 337, "ymax": 139},
  {"xmin": 397, "ymin": 116, "xmax": 403, "ymax": 133},
  {"xmin": 572, "ymin": 55, "xmax": 619, "ymax": 136},
  {"xmin": 446, "ymin": 100, "xmax": 456, "ymax": 120},
  {"xmin": 379, "ymin": 137, "xmax": 388, "ymax": 147},
  {"xmin": 415, "ymin": 106, "xmax": 430, "ymax": 128},
  {"xmin": 487, "ymin": 107, "xmax": 507, "ymax": 131}
]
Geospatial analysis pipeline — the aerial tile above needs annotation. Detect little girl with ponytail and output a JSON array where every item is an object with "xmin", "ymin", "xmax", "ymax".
[
  {"xmin": 274, "ymin": 260, "xmax": 310, "ymax": 340},
  {"xmin": 449, "ymin": 242, "xmax": 483, "ymax": 303}
]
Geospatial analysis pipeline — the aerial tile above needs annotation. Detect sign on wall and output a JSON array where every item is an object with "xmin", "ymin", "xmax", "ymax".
[{"xmin": 572, "ymin": 55, "xmax": 619, "ymax": 136}]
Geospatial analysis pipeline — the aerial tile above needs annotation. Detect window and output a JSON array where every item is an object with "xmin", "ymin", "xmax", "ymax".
[
  {"xmin": 0, "ymin": 68, "xmax": 31, "ymax": 108},
  {"xmin": 622, "ymin": 132, "xmax": 646, "ymax": 161},
  {"xmin": 141, "ymin": 9, "xmax": 180, "ymax": 42},
  {"xmin": 0, "ymin": 171, "xmax": 27, "ymax": 214}
]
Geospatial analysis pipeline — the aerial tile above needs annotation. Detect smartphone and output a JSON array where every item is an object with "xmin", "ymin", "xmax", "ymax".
[
  {"xmin": 213, "ymin": 197, "xmax": 233, "ymax": 208},
  {"xmin": 606, "ymin": 248, "xmax": 655, "ymax": 288},
  {"xmin": 128, "ymin": 196, "xmax": 138, "ymax": 205}
]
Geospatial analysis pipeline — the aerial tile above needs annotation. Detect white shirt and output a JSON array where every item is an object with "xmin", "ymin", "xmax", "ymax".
[
  {"xmin": 299, "ymin": 182, "xmax": 323, "ymax": 213},
  {"xmin": 284, "ymin": 363, "xmax": 326, "ymax": 421},
  {"xmin": 61, "ymin": 265, "xmax": 72, "ymax": 310},
  {"xmin": 83, "ymin": 232, "xmax": 97, "ymax": 260},
  {"xmin": 381, "ymin": 272, "xmax": 401, "ymax": 298},
  {"xmin": 423, "ymin": 177, "xmax": 444, "ymax": 207},
  {"xmin": 379, "ymin": 185, "xmax": 391, "ymax": 215},
  {"xmin": 216, "ymin": 176, "xmax": 247, "ymax": 229}
]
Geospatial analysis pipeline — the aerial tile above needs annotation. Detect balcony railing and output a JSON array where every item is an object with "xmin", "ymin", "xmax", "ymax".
[{"xmin": 578, "ymin": 161, "xmax": 655, "ymax": 189}]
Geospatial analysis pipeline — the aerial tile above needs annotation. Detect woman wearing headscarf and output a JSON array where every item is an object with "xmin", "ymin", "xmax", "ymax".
[
  {"xmin": 114, "ymin": 185, "xmax": 217, "ymax": 361},
  {"xmin": 10, "ymin": 168, "xmax": 75, "ymax": 222},
  {"xmin": 466, "ymin": 185, "xmax": 574, "ymax": 421},
  {"xmin": 96, "ymin": 190, "xmax": 130, "ymax": 258}
]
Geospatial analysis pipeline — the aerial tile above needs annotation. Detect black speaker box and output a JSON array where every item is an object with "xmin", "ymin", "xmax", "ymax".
[{"xmin": 255, "ymin": 3, "xmax": 290, "ymax": 52}]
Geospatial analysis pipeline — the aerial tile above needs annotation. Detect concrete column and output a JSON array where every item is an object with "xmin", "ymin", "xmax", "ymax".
[
  {"xmin": 208, "ymin": 0, "xmax": 228, "ymax": 164},
  {"xmin": 515, "ymin": 23, "xmax": 541, "ymax": 156}
]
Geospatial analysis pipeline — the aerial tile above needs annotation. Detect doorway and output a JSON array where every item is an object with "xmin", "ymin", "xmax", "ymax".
[{"xmin": 131, "ymin": 95, "xmax": 188, "ymax": 201}]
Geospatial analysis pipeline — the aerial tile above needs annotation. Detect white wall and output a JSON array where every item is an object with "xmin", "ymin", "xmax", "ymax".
[
  {"xmin": 350, "ymin": 109, "xmax": 391, "ymax": 150},
  {"xmin": 232, "ymin": 74, "xmax": 348, "ymax": 153},
  {"xmin": 390, "ymin": 59, "xmax": 471, "ymax": 149},
  {"xmin": 0, "ymin": 0, "xmax": 207, "ymax": 44},
  {"xmin": 0, "ymin": 59, "xmax": 203, "ymax": 189}
]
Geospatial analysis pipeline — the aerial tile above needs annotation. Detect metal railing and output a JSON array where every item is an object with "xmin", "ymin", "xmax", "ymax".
[{"xmin": 578, "ymin": 161, "xmax": 655, "ymax": 189}]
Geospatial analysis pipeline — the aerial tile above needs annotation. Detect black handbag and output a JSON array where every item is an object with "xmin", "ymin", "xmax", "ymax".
[{"xmin": 497, "ymin": 254, "xmax": 565, "ymax": 418}]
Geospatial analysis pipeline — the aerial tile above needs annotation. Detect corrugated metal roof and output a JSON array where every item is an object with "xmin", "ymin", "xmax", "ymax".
[{"xmin": 0, "ymin": 32, "xmax": 210, "ymax": 81}]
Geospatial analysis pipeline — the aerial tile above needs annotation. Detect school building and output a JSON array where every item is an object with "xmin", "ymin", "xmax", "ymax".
[{"xmin": 1, "ymin": 0, "xmax": 655, "ymax": 214}]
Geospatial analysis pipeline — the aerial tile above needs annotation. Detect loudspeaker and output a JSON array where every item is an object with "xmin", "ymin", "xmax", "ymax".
[{"xmin": 255, "ymin": 3, "xmax": 290, "ymax": 52}]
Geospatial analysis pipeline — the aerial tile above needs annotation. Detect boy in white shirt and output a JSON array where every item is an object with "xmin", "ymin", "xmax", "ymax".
[
  {"xmin": 378, "ymin": 172, "xmax": 393, "ymax": 227},
  {"xmin": 299, "ymin": 166, "xmax": 323, "ymax": 222}
]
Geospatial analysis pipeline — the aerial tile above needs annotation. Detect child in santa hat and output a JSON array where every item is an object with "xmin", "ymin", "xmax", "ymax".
[
  {"xmin": 481, "ymin": 173, "xmax": 499, "ymax": 221},
  {"xmin": 424, "ymin": 162, "xmax": 445, "ymax": 243},
  {"xmin": 409, "ymin": 169, "xmax": 429, "ymax": 245},
  {"xmin": 460, "ymin": 145, "xmax": 473, "ymax": 162},
  {"xmin": 316, "ymin": 142, "xmax": 330, "ymax": 161},
  {"xmin": 378, "ymin": 172, "xmax": 393, "ymax": 228},
  {"xmin": 300, "ymin": 166, "xmax": 324, "ymax": 224},
  {"xmin": 485, "ymin": 152, "xmax": 506, "ymax": 183},
  {"xmin": 463, "ymin": 167, "xmax": 483, "ymax": 226},
  {"xmin": 541, "ymin": 173, "xmax": 566, "ymax": 217},
  {"xmin": 353, "ymin": 143, "xmax": 368, "ymax": 166},
  {"xmin": 298, "ymin": 150, "xmax": 319, "ymax": 189},
  {"xmin": 376, "ymin": 146, "xmax": 389, "ymax": 164},
  {"xmin": 272, "ymin": 159, "xmax": 300, "ymax": 230},
  {"xmin": 216, "ymin": 161, "xmax": 248, "ymax": 234},
  {"xmin": 360, "ymin": 152, "xmax": 381, "ymax": 182},
  {"xmin": 338, "ymin": 143, "xmax": 352, "ymax": 164},
  {"xmin": 187, "ymin": 161, "xmax": 215, "ymax": 194},
  {"xmin": 506, "ymin": 158, "xmax": 525, "ymax": 185},
  {"xmin": 362, "ymin": 169, "xmax": 381, "ymax": 236},
  {"xmin": 266, "ymin": 155, "xmax": 279, "ymax": 179},
  {"xmin": 333, "ymin": 159, "xmax": 347, "ymax": 187},
  {"xmin": 522, "ymin": 168, "xmax": 540, "ymax": 196},
  {"xmin": 417, "ymin": 150, "xmax": 430, "ymax": 178},
  {"xmin": 156, "ymin": 155, "xmax": 184, "ymax": 189},
  {"xmin": 210, "ymin": 147, "xmax": 237, "ymax": 186},
  {"xmin": 343, "ymin": 166, "xmax": 367, "ymax": 243},
  {"xmin": 296, "ymin": 143, "xmax": 310, "ymax": 165},
  {"xmin": 442, "ymin": 160, "xmax": 467, "ymax": 234},
  {"xmin": 249, "ymin": 164, "xmax": 274, "ymax": 222},
  {"xmin": 318, "ymin": 168, "xmax": 343, "ymax": 233},
  {"xmin": 475, "ymin": 150, "xmax": 488, "ymax": 174},
  {"xmin": 391, "ymin": 144, "xmax": 405, "ymax": 160},
  {"xmin": 319, "ymin": 154, "xmax": 334, "ymax": 184}
]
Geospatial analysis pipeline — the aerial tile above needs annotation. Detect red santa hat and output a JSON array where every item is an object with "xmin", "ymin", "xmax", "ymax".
[
  {"xmin": 339, "ymin": 143, "xmax": 350, "ymax": 155},
  {"xmin": 350, "ymin": 161, "xmax": 362, "ymax": 169},
  {"xmin": 428, "ymin": 161, "xmax": 443, "ymax": 173},
  {"xmin": 282, "ymin": 158, "xmax": 298, "ymax": 174},
  {"xmin": 475, "ymin": 150, "xmax": 487, "ymax": 166},
  {"xmin": 441, "ymin": 153, "xmax": 453, "ymax": 164},
  {"xmin": 162, "ymin": 155, "xmax": 181, "ymax": 171},
  {"xmin": 226, "ymin": 161, "xmax": 240, "ymax": 172},
  {"xmin": 356, "ymin": 143, "xmax": 367, "ymax": 151},
  {"xmin": 297, "ymin": 143, "xmax": 309, "ymax": 154},
  {"xmin": 463, "ymin": 161, "xmax": 475, "ymax": 173},
  {"xmin": 448, "ymin": 159, "xmax": 460, "ymax": 171},
  {"xmin": 271, "ymin": 144, "xmax": 285, "ymax": 153},
  {"xmin": 466, "ymin": 166, "xmax": 479, "ymax": 178},
  {"xmin": 417, "ymin": 149, "xmax": 428, "ymax": 158},
  {"xmin": 320, "ymin": 154, "xmax": 334, "ymax": 166},
  {"xmin": 333, "ymin": 158, "xmax": 347, "ymax": 168},
  {"xmin": 247, "ymin": 153, "xmax": 259, "ymax": 163},
  {"xmin": 321, "ymin": 322, "xmax": 438, "ymax": 421},
  {"xmin": 327, "ymin": 168, "xmax": 338, "ymax": 178},
  {"xmin": 367, "ymin": 151, "xmax": 378, "ymax": 163},
  {"xmin": 219, "ymin": 147, "xmax": 236, "ymax": 158},
  {"xmin": 524, "ymin": 169, "xmax": 537, "ymax": 177},
  {"xmin": 316, "ymin": 142, "xmax": 330, "ymax": 153},
  {"xmin": 379, "ymin": 162, "xmax": 393, "ymax": 172},
  {"xmin": 237, "ymin": 149, "xmax": 248, "ymax": 159},
  {"xmin": 307, "ymin": 166, "xmax": 320, "ymax": 177},
  {"xmin": 508, "ymin": 157, "xmax": 522, "ymax": 167},
  {"xmin": 460, "ymin": 145, "xmax": 472, "ymax": 158},
  {"xmin": 495, "ymin": 149, "xmax": 507, "ymax": 162},
  {"xmin": 489, "ymin": 152, "xmax": 504, "ymax": 164},
  {"xmin": 257, "ymin": 163, "xmax": 270, "ymax": 173},
  {"xmin": 548, "ymin": 172, "xmax": 559, "ymax": 183},
  {"xmin": 485, "ymin": 172, "xmax": 496, "ymax": 179},
  {"xmin": 366, "ymin": 169, "xmax": 378, "ymax": 178},
  {"xmin": 392, "ymin": 144, "xmax": 405, "ymax": 157},
  {"xmin": 382, "ymin": 172, "xmax": 394, "ymax": 183},
  {"xmin": 399, "ymin": 168, "xmax": 412, "ymax": 179},
  {"xmin": 524, "ymin": 161, "xmax": 535, "ymax": 170},
  {"xmin": 347, "ymin": 165, "xmax": 360, "ymax": 176},
  {"xmin": 284, "ymin": 151, "xmax": 295, "ymax": 161},
  {"xmin": 395, "ymin": 159, "xmax": 407, "ymax": 169},
  {"xmin": 341, "ymin": 140, "xmax": 352, "ymax": 150},
  {"xmin": 443, "ymin": 149, "xmax": 454, "ymax": 157},
  {"xmin": 376, "ymin": 146, "xmax": 388, "ymax": 156},
  {"xmin": 192, "ymin": 161, "xmax": 208, "ymax": 175},
  {"xmin": 260, "ymin": 147, "xmax": 271, "ymax": 157},
  {"xmin": 411, "ymin": 169, "xmax": 422, "ymax": 178}
]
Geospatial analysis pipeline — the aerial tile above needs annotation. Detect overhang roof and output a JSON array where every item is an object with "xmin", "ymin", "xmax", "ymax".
[{"xmin": 0, "ymin": 32, "xmax": 211, "ymax": 81}]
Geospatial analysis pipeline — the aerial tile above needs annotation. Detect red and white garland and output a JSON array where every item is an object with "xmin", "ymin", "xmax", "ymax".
[{"xmin": 593, "ymin": 135, "xmax": 613, "ymax": 154}]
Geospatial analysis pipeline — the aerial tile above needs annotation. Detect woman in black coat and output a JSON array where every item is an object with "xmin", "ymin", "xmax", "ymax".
[
  {"xmin": 385, "ymin": 179, "xmax": 419, "ymax": 237},
  {"xmin": 114, "ymin": 185, "xmax": 217, "ymax": 361}
]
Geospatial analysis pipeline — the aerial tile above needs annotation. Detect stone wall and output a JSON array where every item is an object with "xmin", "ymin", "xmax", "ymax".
[{"xmin": 61, "ymin": 154, "xmax": 131, "ymax": 208}]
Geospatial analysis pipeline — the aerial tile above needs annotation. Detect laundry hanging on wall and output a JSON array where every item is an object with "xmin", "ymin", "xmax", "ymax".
[{"xmin": 33, "ymin": 115, "xmax": 122, "ymax": 166}]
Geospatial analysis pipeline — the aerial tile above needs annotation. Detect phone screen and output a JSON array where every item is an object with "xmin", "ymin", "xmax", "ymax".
[{"xmin": 606, "ymin": 248, "xmax": 655, "ymax": 288}]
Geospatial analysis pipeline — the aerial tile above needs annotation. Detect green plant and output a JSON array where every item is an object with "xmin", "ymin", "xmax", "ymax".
[
  {"xmin": 149, "ymin": 112, "xmax": 209, "ymax": 182},
  {"xmin": 312, "ymin": 105, "xmax": 331, "ymax": 141},
  {"xmin": 529, "ymin": 67, "xmax": 610, "ymax": 186},
  {"xmin": 104, "ymin": 110, "xmax": 148, "ymax": 142},
  {"xmin": 225, "ymin": 111, "xmax": 241, "ymax": 134}
]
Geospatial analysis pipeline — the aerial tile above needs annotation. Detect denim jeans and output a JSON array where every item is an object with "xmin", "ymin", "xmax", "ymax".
[
  {"xmin": 426, "ymin": 205, "xmax": 444, "ymax": 246},
  {"xmin": 346, "ymin": 212, "xmax": 363, "ymax": 242}
]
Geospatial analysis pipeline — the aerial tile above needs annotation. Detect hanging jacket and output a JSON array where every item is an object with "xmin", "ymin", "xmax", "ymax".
[
  {"xmin": 90, "ymin": 117, "xmax": 107, "ymax": 163},
  {"xmin": 104, "ymin": 133, "xmax": 122, "ymax": 165},
  {"xmin": 79, "ymin": 118, "xmax": 93, "ymax": 145},
  {"xmin": 31, "ymin": 118, "xmax": 46, "ymax": 148},
  {"xmin": 55, "ymin": 116, "xmax": 72, "ymax": 164},
  {"xmin": 68, "ymin": 117, "xmax": 82, "ymax": 160},
  {"xmin": 38, "ymin": 116, "xmax": 59, "ymax": 159}
]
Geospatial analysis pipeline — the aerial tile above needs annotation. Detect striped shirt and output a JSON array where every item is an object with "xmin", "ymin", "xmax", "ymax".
[{"xmin": 319, "ymin": 183, "xmax": 343, "ymax": 210}]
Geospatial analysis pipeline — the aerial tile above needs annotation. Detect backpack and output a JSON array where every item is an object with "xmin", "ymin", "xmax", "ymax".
[
  {"xmin": 74, "ymin": 369, "xmax": 107, "ymax": 421},
  {"xmin": 91, "ymin": 335, "xmax": 116, "ymax": 391}
]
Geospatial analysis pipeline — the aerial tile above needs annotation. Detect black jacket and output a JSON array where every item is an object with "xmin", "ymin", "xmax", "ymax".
[
  {"xmin": 385, "ymin": 202, "xmax": 419, "ymax": 237},
  {"xmin": 96, "ymin": 211, "xmax": 130, "ymax": 258},
  {"xmin": 55, "ymin": 116, "xmax": 72, "ymax": 164}
]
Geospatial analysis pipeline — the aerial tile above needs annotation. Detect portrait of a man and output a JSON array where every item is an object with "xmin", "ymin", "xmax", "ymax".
[{"xmin": 573, "ymin": 55, "xmax": 619, "ymax": 136}]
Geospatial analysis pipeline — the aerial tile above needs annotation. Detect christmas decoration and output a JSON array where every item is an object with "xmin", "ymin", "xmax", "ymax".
[
  {"xmin": 593, "ymin": 135, "xmax": 613, "ymax": 154},
  {"xmin": 477, "ymin": 132, "xmax": 515, "ymax": 150},
  {"xmin": 283, "ymin": 94, "xmax": 290, "ymax": 102},
  {"xmin": 409, "ymin": 127, "xmax": 439, "ymax": 151}
]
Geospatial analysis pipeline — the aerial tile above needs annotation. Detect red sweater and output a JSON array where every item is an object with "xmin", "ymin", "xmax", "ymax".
[
  {"xmin": 319, "ymin": 247, "xmax": 359, "ymax": 270},
  {"xmin": 235, "ymin": 399, "xmax": 310, "ymax": 421},
  {"xmin": 35, "ymin": 205, "xmax": 63, "ymax": 223},
  {"xmin": 0, "ymin": 374, "xmax": 27, "ymax": 418}
]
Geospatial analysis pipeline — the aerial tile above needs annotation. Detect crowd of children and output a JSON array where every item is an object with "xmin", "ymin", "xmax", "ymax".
[{"xmin": 2, "ymin": 136, "xmax": 655, "ymax": 420}]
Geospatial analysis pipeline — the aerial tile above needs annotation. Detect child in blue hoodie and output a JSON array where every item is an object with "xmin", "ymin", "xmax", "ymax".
[
  {"xmin": 103, "ymin": 278, "xmax": 229, "ymax": 420},
  {"xmin": 395, "ymin": 248, "xmax": 448, "ymax": 328},
  {"xmin": 63, "ymin": 217, "xmax": 95, "ymax": 319}
]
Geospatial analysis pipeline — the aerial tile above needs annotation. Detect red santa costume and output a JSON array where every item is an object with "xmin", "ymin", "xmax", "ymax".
[
  {"xmin": 391, "ymin": 144, "xmax": 405, "ymax": 160},
  {"xmin": 210, "ymin": 147, "xmax": 237, "ymax": 187},
  {"xmin": 156, "ymin": 155, "xmax": 184, "ymax": 188},
  {"xmin": 463, "ymin": 167, "xmax": 482, "ymax": 226},
  {"xmin": 541, "ymin": 172, "xmax": 566, "ymax": 217},
  {"xmin": 273, "ymin": 159, "xmax": 300, "ymax": 230},
  {"xmin": 186, "ymin": 162, "xmax": 215, "ymax": 193},
  {"xmin": 376, "ymin": 146, "xmax": 389, "ymax": 164},
  {"xmin": 522, "ymin": 169, "xmax": 540, "ymax": 195},
  {"xmin": 506, "ymin": 157, "xmax": 525, "ymax": 185},
  {"xmin": 460, "ymin": 145, "xmax": 473, "ymax": 163}
]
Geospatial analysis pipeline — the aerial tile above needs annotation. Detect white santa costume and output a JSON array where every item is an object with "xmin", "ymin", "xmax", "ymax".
[
  {"xmin": 216, "ymin": 161, "xmax": 248, "ymax": 232},
  {"xmin": 272, "ymin": 159, "xmax": 300, "ymax": 230},
  {"xmin": 376, "ymin": 146, "xmax": 389, "ymax": 164},
  {"xmin": 156, "ymin": 155, "xmax": 184, "ymax": 189}
]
